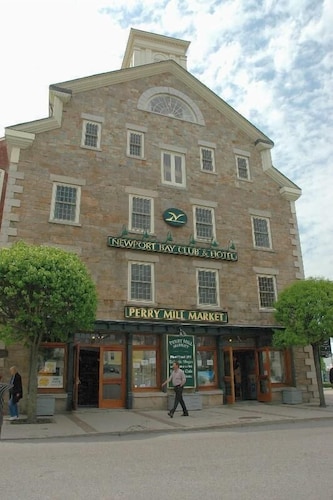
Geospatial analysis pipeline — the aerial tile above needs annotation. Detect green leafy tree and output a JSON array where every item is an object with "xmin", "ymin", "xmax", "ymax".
[
  {"xmin": 273, "ymin": 278, "xmax": 333, "ymax": 407},
  {"xmin": 0, "ymin": 242, "xmax": 97, "ymax": 422}
]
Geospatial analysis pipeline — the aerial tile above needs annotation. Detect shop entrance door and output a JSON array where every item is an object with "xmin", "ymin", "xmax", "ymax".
[
  {"xmin": 99, "ymin": 347, "xmax": 126, "ymax": 408},
  {"xmin": 77, "ymin": 346, "xmax": 99, "ymax": 407},
  {"xmin": 256, "ymin": 348, "xmax": 272, "ymax": 402},
  {"xmin": 223, "ymin": 346, "xmax": 235, "ymax": 404},
  {"xmin": 223, "ymin": 347, "xmax": 272, "ymax": 403}
]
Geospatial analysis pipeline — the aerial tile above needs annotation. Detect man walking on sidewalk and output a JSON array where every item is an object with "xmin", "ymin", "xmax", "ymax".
[{"xmin": 162, "ymin": 361, "xmax": 189, "ymax": 418}]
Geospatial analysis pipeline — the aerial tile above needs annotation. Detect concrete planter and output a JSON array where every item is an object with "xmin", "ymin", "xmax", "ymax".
[
  {"xmin": 37, "ymin": 395, "xmax": 55, "ymax": 416},
  {"xmin": 282, "ymin": 388, "xmax": 302, "ymax": 404},
  {"xmin": 168, "ymin": 393, "xmax": 202, "ymax": 410}
]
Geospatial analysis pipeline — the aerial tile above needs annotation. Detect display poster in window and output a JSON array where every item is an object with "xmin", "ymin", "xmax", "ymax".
[
  {"xmin": 166, "ymin": 335, "xmax": 195, "ymax": 388},
  {"xmin": 38, "ymin": 375, "xmax": 63, "ymax": 388}
]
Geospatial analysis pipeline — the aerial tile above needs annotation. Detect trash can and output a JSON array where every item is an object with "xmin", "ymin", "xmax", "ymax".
[
  {"xmin": 282, "ymin": 388, "xmax": 302, "ymax": 404},
  {"xmin": 37, "ymin": 395, "xmax": 55, "ymax": 416}
]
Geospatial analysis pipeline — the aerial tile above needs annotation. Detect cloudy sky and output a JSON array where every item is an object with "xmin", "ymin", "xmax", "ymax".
[{"xmin": 1, "ymin": 0, "xmax": 332, "ymax": 279}]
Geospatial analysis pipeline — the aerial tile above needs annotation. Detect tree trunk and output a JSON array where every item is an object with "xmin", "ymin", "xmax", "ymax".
[
  {"xmin": 26, "ymin": 343, "xmax": 40, "ymax": 423},
  {"xmin": 312, "ymin": 343, "xmax": 326, "ymax": 407}
]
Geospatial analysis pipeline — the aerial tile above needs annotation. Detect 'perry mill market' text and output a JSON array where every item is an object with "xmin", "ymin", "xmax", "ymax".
[
  {"xmin": 124, "ymin": 307, "xmax": 228, "ymax": 323},
  {"xmin": 108, "ymin": 236, "xmax": 238, "ymax": 261}
]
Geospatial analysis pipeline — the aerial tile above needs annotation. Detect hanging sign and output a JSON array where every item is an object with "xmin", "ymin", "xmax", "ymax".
[{"xmin": 166, "ymin": 335, "xmax": 195, "ymax": 388}]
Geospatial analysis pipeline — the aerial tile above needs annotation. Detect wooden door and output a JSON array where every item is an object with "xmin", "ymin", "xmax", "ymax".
[
  {"xmin": 256, "ymin": 348, "xmax": 272, "ymax": 402},
  {"xmin": 72, "ymin": 344, "xmax": 80, "ymax": 410},
  {"xmin": 99, "ymin": 347, "xmax": 126, "ymax": 408},
  {"xmin": 223, "ymin": 346, "xmax": 235, "ymax": 404}
]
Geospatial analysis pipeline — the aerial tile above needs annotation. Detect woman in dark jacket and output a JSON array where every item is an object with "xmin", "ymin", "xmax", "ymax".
[{"xmin": 8, "ymin": 366, "xmax": 23, "ymax": 420}]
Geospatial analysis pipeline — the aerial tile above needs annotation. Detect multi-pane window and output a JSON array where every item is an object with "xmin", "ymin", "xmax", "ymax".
[
  {"xmin": 81, "ymin": 120, "xmax": 101, "ymax": 149},
  {"xmin": 130, "ymin": 196, "xmax": 152, "ymax": 233},
  {"xmin": 194, "ymin": 206, "xmax": 215, "ymax": 240},
  {"xmin": 149, "ymin": 95, "xmax": 195, "ymax": 122},
  {"xmin": 127, "ymin": 131, "xmax": 144, "ymax": 158},
  {"xmin": 200, "ymin": 147, "xmax": 215, "ymax": 172},
  {"xmin": 252, "ymin": 217, "xmax": 271, "ymax": 248},
  {"xmin": 161, "ymin": 151, "xmax": 186, "ymax": 187},
  {"xmin": 132, "ymin": 335, "xmax": 159, "ymax": 389},
  {"xmin": 196, "ymin": 336, "xmax": 217, "ymax": 388},
  {"xmin": 258, "ymin": 275, "xmax": 276, "ymax": 308},
  {"xmin": 37, "ymin": 344, "xmax": 65, "ymax": 389},
  {"xmin": 130, "ymin": 263, "xmax": 153, "ymax": 302},
  {"xmin": 236, "ymin": 155, "xmax": 250, "ymax": 180},
  {"xmin": 197, "ymin": 269, "xmax": 218, "ymax": 306},
  {"xmin": 51, "ymin": 183, "xmax": 80, "ymax": 223},
  {"xmin": 269, "ymin": 350, "xmax": 289, "ymax": 383}
]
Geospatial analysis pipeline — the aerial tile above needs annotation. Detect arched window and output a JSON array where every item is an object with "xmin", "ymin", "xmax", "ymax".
[
  {"xmin": 137, "ymin": 87, "xmax": 205, "ymax": 125},
  {"xmin": 149, "ymin": 95, "xmax": 195, "ymax": 121}
]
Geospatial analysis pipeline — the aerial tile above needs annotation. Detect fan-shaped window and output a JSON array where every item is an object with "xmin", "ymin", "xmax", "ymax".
[
  {"xmin": 137, "ymin": 87, "xmax": 205, "ymax": 126},
  {"xmin": 149, "ymin": 95, "xmax": 195, "ymax": 121}
]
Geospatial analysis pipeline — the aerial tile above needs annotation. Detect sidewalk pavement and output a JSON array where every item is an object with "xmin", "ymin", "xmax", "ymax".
[{"xmin": 2, "ymin": 389, "xmax": 333, "ymax": 441}]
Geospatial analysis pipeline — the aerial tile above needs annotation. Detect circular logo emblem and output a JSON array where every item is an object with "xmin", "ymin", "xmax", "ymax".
[{"xmin": 163, "ymin": 208, "xmax": 187, "ymax": 227}]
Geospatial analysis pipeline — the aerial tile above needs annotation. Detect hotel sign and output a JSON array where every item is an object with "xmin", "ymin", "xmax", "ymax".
[
  {"xmin": 108, "ymin": 236, "xmax": 237, "ymax": 262},
  {"xmin": 124, "ymin": 306, "xmax": 228, "ymax": 323}
]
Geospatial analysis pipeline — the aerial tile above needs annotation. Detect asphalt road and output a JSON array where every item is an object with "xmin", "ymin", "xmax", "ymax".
[{"xmin": 1, "ymin": 420, "xmax": 332, "ymax": 500}]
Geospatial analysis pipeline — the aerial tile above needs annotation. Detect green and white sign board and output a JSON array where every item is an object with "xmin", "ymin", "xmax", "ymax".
[{"xmin": 166, "ymin": 335, "xmax": 196, "ymax": 388}]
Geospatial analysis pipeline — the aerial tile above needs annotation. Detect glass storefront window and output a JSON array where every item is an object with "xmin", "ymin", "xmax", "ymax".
[
  {"xmin": 133, "ymin": 350, "xmax": 156, "ymax": 388},
  {"xmin": 38, "ymin": 345, "xmax": 65, "ymax": 389},
  {"xmin": 196, "ymin": 336, "xmax": 216, "ymax": 347},
  {"xmin": 197, "ymin": 350, "xmax": 216, "ymax": 387},
  {"xmin": 75, "ymin": 332, "xmax": 125, "ymax": 344},
  {"xmin": 132, "ymin": 335, "xmax": 159, "ymax": 389},
  {"xmin": 133, "ymin": 335, "xmax": 158, "ymax": 346},
  {"xmin": 269, "ymin": 350, "xmax": 287, "ymax": 383}
]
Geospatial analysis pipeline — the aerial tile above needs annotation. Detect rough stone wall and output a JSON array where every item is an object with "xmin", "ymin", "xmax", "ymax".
[
  {"xmin": 293, "ymin": 346, "xmax": 319, "ymax": 402},
  {"xmin": 0, "ymin": 69, "xmax": 316, "ymax": 403},
  {"xmin": 6, "ymin": 73, "xmax": 300, "ymax": 326}
]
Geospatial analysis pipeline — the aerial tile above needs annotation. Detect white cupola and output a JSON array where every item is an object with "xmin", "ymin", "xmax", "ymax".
[{"xmin": 121, "ymin": 28, "xmax": 190, "ymax": 70}]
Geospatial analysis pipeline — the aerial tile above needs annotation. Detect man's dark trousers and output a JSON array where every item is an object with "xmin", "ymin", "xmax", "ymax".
[{"xmin": 170, "ymin": 386, "xmax": 188, "ymax": 415}]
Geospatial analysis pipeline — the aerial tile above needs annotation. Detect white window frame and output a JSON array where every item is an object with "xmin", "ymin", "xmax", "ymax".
[
  {"xmin": 193, "ymin": 205, "xmax": 216, "ymax": 242},
  {"xmin": 200, "ymin": 147, "xmax": 215, "ymax": 173},
  {"xmin": 161, "ymin": 150, "xmax": 186, "ymax": 187},
  {"xmin": 127, "ymin": 130, "xmax": 144, "ymax": 159},
  {"xmin": 236, "ymin": 155, "xmax": 250, "ymax": 180},
  {"xmin": 50, "ymin": 182, "xmax": 81, "ymax": 225},
  {"xmin": 81, "ymin": 120, "xmax": 101, "ymax": 150},
  {"xmin": 128, "ymin": 262, "xmax": 154, "ymax": 303},
  {"xmin": 129, "ymin": 195, "xmax": 154, "ymax": 234},
  {"xmin": 257, "ymin": 275, "xmax": 277, "ymax": 309},
  {"xmin": 196, "ymin": 269, "xmax": 219, "ymax": 307},
  {"xmin": 251, "ymin": 216, "xmax": 272, "ymax": 249}
]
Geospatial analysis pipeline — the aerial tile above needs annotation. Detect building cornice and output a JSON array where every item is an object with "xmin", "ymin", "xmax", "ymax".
[
  {"xmin": 5, "ymin": 129, "xmax": 35, "ymax": 149},
  {"xmin": 255, "ymin": 140, "xmax": 301, "ymax": 200},
  {"xmin": 5, "ymin": 90, "xmax": 72, "ymax": 136}
]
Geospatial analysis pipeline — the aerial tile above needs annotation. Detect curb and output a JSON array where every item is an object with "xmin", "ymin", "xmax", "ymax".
[{"xmin": 2, "ymin": 414, "xmax": 333, "ymax": 442}]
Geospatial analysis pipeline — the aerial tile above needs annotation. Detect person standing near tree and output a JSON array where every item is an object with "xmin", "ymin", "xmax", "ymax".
[
  {"xmin": 329, "ymin": 367, "xmax": 333, "ymax": 389},
  {"xmin": 162, "ymin": 361, "xmax": 189, "ymax": 418},
  {"xmin": 8, "ymin": 366, "xmax": 23, "ymax": 421},
  {"xmin": 0, "ymin": 376, "xmax": 12, "ymax": 437}
]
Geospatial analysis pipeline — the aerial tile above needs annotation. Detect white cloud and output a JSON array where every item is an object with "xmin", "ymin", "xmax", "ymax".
[{"xmin": 0, "ymin": 0, "xmax": 332, "ymax": 279}]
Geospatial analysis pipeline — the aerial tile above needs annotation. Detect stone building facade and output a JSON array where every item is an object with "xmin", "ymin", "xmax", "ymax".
[{"xmin": 0, "ymin": 29, "xmax": 318, "ymax": 413}]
